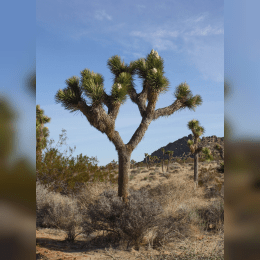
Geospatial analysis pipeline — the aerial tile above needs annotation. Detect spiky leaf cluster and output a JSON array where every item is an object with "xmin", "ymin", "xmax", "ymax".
[
  {"xmin": 187, "ymin": 139, "xmax": 195, "ymax": 153},
  {"xmin": 201, "ymin": 147, "xmax": 214, "ymax": 162},
  {"xmin": 187, "ymin": 119, "xmax": 205, "ymax": 138},
  {"xmin": 134, "ymin": 50, "xmax": 169, "ymax": 93},
  {"xmin": 175, "ymin": 82, "xmax": 202, "ymax": 110},
  {"xmin": 55, "ymin": 76, "xmax": 83, "ymax": 112},
  {"xmin": 36, "ymin": 105, "xmax": 51, "ymax": 154},
  {"xmin": 214, "ymin": 144, "xmax": 221, "ymax": 150},
  {"xmin": 147, "ymin": 68, "xmax": 169, "ymax": 92},
  {"xmin": 80, "ymin": 69, "xmax": 104, "ymax": 105},
  {"xmin": 111, "ymin": 72, "xmax": 132, "ymax": 104},
  {"xmin": 145, "ymin": 49, "xmax": 164, "ymax": 71},
  {"xmin": 107, "ymin": 55, "xmax": 124, "ymax": 77},
  {"xmin": 107, "ymin": 55, "xmax": 135, "ymax": 77}
]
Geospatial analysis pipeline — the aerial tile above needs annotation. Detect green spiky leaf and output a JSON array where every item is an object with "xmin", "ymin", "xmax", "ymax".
[
  {"xmin": 202, "ymin": 147, "xmax": 214, "ymax": 162},
  {"xmin": 55, "ymin": 76, "xmax": 83, "ymax": 112},
  {"xmin": 107, "ymin": 55, "xmax": 124, "ymax": 77},
  {"xmin": 80, "ymin": 69, "xmax": 104, "ymax": 104}
]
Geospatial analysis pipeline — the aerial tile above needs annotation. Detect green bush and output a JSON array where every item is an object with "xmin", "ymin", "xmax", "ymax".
[{"xmin": 37, "ymin": 129, "xmax": 116, "ymax": 195}]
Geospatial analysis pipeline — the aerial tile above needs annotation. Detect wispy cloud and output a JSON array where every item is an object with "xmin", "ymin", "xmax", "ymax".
[
  {"xmin": 187, "ymin": 25, "xmax": 223, "ymax": 36},
  {"xmin": 184, "ymin": 13, "xmax": 208, "ymax": 24},
  {"xmin": 129, "ymin": 14, "xmax": 223, "ymax": 82},
  {"xmin": 94, "ymin": 10, "xmax": 112, "ymax": 21}
]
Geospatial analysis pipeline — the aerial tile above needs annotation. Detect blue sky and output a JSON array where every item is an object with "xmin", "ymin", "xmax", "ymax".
[
  {"xmin": 36, "ymin": 0, "xmax": 224, "ymax": 166},
  {"xmin": 225, "ymin": 0, "xmax": 260, "ymax": 140},
  {"xmin": 0, "ymin": 0, "xmax": 35, "ymax": 166}
]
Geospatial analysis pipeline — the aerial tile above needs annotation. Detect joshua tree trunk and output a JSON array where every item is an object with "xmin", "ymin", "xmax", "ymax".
[
  {"xmin": 193, "ymin": 138, "xmax": 198, "ymax": 186},
  {"xmin": 194, "ymin": 152, "xmax": 199, "ymax": 187},
  {"xmin": 118, "ymin": 150, "xmax": 131, "ymax": 202}
]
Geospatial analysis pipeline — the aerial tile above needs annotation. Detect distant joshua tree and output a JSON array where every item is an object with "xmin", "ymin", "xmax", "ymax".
[
  {"xmin": 144, "ymin": 153, "xmax": 150, "ymax": 169},
  {"xmin": 36, "ymin": 105, "xmax": 51, "ymax": 163},
  {"xmin": 130, "ymin": 159, "xmax": 136, "ymax": 169},
  {"xmin": 165, "ymin": 150, "xmax": 174, "ymax": 172},
  {"xmin": 161, "ymin": 148, "xmax": 165, "ymax": 172},
  {"xmin": 55, "ymin": 50, "xmax": 202, "ymax": 202},
  {"xmin": 187, "ymin": 119, "xmax": 213, "ymax": 187},
  {"xmin": 148, "ymin": 155, "xmax": 158, "ymax": 168}
]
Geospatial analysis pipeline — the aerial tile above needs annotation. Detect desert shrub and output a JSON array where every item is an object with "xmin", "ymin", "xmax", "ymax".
[
  {"xmin": 37, "ymin": 129, "xmax": 106, "ymax": 196},
  {"xmin": 76, "ymin": 181, "xmax": 117, "ymax": 212},
  {"xmin": 130, "ymin": 175, "xmax": 135, "ymax": 180},
  {"xmin": 185, "ymin": 158, "xmax": 194, "ymax": 163},
  {"xmin": 204, "ymin": 185, "xmax": 221, "ymax": 199},
  {"xmin": 130, "ymin": 170, "xmax": 138, "ymax": 175},
  {"xmin": 141, "ymin": 170, "xmax": 149, "ymax": 173},
  {"xmin": 136, "ymin": 162, "xmax": 144, "ymax": 168},
  {"xmin": 197, "ymin": 200, "xmax": 224, "ymax": 232},
  {"xmin": 162, "ymin": 173, "xmax": 171, "ymax": 179},
  {"xmin": 82, "ymin": 189, "xmax": 164, "ymax": 249},
  {"xmin": 152, "ymin": 215, "xmax": 189, "ymax": 248},
  {"xmin": 149, "ymin": 172, "xmax": 156, "ymax": 175},
  {"xmin": 36, "ymin": 181, "xmax": 53, "ymax": 228},
  {"xmin": 198, "ymin": 166, "xmax": 224, "ymax": 189},
  {"xmin": 217, "ymin": 161, "xmax": 224, "ymax": 173},
  {"xmin": 36, "ymin": 181, "xmax": 82, "ymax": 241}
]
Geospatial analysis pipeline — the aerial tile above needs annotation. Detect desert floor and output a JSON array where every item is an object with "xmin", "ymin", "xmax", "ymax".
[{"xmin": 36, "ymin": 161, "xmax": 224, "ymax": 260}]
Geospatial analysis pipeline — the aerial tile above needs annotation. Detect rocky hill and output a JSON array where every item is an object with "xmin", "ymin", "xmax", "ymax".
[{"xmin": 142, "ymin": 134, "xmax": 224, "ymax": 163}]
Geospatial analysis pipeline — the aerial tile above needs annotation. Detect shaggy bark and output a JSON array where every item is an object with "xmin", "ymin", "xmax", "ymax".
[
  {"xmin": 118, "ymin": 150, "xmax": 131, "ymax": 203},
  {"xmin": 194, "ymin": 139, "xmax": 199, "ymax": 187}
]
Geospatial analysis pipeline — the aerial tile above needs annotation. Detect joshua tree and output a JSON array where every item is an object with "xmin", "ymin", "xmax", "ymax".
[
  {"xmin": 161, "ymin": 148, "xmax": 165, "ymax": 172},
  {"xmin": 55, "ymin": 50, "xmax": 202, "ymax": 202},
  {"xmin": 130, "ymin": 159, "xmax": 136, "ymax": 169},
  {"xmin": 187, "ymin": 119, "xmax": 213, "ymax": 187},
  {"xmin": 144, "ymin": 153, "xmax": 150, "ymax": 169},
  {"xmin": 36, "ymin": 105, "xmax": 51, "ymax": 163},
  {"xmin": 165, "ymin": 150, "xmax": 174, "ymax": 172},
  {"xmin": 148, "ymin": 155, "xmax": 158, "ymax": 168}
]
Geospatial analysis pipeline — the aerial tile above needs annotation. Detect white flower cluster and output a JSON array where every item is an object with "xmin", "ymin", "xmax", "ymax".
[
  {"xmin": 117, "ymin": 83, "xmax": 122, "ymax": 90},
  {"xmin": 151, "ymin": 49, "xmax": 160, "ymax": 59},
  {"xmin": 152, "ymin": 68, "xmax": 158, "ymax": 73}
]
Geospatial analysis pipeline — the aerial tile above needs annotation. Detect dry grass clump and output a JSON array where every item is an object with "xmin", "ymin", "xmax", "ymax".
[
  {"xmin": 82, "ymin": 188, "xmax": 165, "ymax": 249},
  {"xmin": 76, "ymin": 181, "xmax": 117, "ymax": 211},
  {"xmin": 196, "ymin": 166, "xmax": 224, "ymax": 198},
  {"xmin": 36, "ymin": 181, "xmax": 82, "ymax": 241},
  {"xmin": 196, "ymin": 199, "xmax": 224, "ymax": 232}
]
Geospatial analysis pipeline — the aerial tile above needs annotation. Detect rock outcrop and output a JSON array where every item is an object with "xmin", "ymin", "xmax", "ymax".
[{"xmin": 142, "ymin": 134, "xmax": 224, "ymax": 162}]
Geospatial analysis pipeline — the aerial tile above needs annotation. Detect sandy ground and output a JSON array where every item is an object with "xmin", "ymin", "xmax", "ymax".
[{"xmin": 36, "ymin": 161, "xmax": 224, "ymax": 259}]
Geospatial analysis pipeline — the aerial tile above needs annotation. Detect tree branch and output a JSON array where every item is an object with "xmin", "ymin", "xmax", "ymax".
[
  {"xmin": 78, "ymin": 100, "xmax": 125, "ymax": 151},
  {"xmin": 127, "ymin": 117, "xmax": 152, "ymax": 151},
  {"xmin": 153, "ymin": 99, "xmax": 184, "ymax": 120},
  {"xmin": 128, "ymin": 84, "xmax": 148, "ymax": 117}
]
